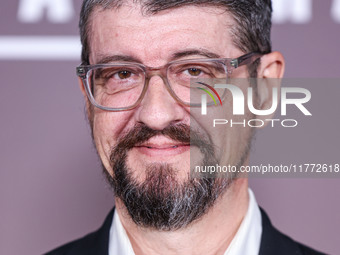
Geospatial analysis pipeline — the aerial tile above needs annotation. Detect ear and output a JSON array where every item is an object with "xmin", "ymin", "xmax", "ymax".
[
  {"xmin": 78, "ymin": 77, "xmax": 87, "ymax": 97},
  {"xmin": 78, "ymin": 77, "xmax": 92, "ymax": 119},
  {"xmin": 252, "ymin": 51, "xmax": 285, "ymax": 127},
  {"xmin": 258, "ymin": 51, "xmax": 285, "ymax": 79}
]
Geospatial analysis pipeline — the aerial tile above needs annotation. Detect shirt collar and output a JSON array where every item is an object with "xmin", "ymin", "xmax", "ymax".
[
  {"xmin": 109, "ymin": 188, "xmax": 262, "ymax": 255},
  {"xmin": 223, "ymin": 188, "xmax": 262, "ymax": 255},
  {"xmin": 109, "ymin": 207, "xmax": 135, "ymax": 255}
]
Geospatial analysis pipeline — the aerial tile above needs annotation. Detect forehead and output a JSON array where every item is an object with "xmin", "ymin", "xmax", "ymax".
[{"xmin": 88, "ymin": 4, "xmax": 239, "ymax": 65}]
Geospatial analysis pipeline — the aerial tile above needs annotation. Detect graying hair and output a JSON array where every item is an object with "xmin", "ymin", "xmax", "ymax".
[{"xmin": 79, "ymin": 0, "xmax": 273, "ymax": 77}]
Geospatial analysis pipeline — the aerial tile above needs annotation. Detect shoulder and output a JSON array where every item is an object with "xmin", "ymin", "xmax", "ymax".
[
  {"xmin": 44, "ymin": 209, "xmax": 114, "ymax": 255},
  {"xmin": 259, "ymin": 208, "xmax": 327, "ymax": 255},
  {"xmin": 44, "ymin": 232, "xmax": 99, "ymax": 255}
]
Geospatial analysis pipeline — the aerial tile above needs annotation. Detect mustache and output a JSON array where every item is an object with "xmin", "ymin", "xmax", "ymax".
[{"xmin": 110, "ymin": 123, "xmax": 214, "ymax": 162}]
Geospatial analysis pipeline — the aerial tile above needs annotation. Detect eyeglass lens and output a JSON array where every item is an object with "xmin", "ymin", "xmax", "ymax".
[{"xmin": 88, "ymin": 61, "xmax": 228, "ymax": 109}]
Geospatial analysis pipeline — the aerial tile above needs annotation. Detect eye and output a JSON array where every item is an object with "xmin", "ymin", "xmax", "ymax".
[
  {"xmin": 187, "ymin": 68, "xmax": 202, "ymax": 76},
  {"xmin": 117, "ymin": 70, "xmax": 132, "ymax": 79}
]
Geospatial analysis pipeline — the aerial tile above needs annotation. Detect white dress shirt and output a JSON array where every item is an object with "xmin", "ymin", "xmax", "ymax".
[{"xmin": 108, "ymin": 189, "xmax": 262, "ymax": 255}]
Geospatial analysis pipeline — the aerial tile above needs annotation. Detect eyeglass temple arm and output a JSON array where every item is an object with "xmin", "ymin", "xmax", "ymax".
[{"xmin": 230, "ymin": 52, "xmax": 263, "ymax": 69}]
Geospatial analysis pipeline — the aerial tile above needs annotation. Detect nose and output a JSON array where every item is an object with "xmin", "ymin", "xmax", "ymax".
[{"xmin": 135, "ymin": 76, "xmax": 185, "ymax": 130}]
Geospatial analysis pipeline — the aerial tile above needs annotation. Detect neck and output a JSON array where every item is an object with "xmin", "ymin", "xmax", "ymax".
[{"xmin": 115, "ymin": 178, "xmax": 249, "ymax": 255}]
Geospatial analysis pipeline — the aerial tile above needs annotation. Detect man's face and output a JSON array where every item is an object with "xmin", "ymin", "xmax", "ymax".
[{"xmin": 87, "ymin": 4, "xmax": 253, "ymax": 229}]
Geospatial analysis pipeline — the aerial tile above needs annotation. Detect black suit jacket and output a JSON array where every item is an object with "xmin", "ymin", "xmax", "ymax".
[{"xmin": 45, "ymin": 208, "xmax": 327, "ymax": 255}]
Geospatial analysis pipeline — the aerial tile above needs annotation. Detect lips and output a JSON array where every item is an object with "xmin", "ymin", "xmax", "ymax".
[
  {"xmin": 138, "ymin": 143, "xmax": 188, "ymax": 150},
  {"xmin": 134, "ymin": 135, "xmax": 190, "ymax": 157}
]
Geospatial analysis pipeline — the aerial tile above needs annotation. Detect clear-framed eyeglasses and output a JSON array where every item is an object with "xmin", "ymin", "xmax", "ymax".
[{"xmin": 76, "ymin": 52, "xmax": 262, "ymax": 111}]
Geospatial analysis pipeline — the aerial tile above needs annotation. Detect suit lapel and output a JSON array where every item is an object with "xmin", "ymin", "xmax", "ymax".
[
  {"xmin": 259, "ymin": 208, "xmax": 302, "ymax": 255},
  {"xmin": 86, "ymin": 208, "xmax": 114, "ymax": 255}
]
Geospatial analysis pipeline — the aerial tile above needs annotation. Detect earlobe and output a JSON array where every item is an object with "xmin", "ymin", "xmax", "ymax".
[
  {"xmin": 78, "ymin": 77, "xmax": 93, "ymax": 119},
  {"xmin": 255, "ymin": 78, "xmax": 281, "ymax": 114},
  {"xmin": 78, "ymin": 77, "xmax": 87, "ymax": 97}
]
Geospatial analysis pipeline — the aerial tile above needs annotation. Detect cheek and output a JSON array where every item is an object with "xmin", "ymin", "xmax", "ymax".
[
  {"xmin": 211, "ymin": 117, "xmax": 253, "ymax": 167},
  {"xmin": 191, "ymin": 91, "xmax": 253, "ymax": 165},
  {"xmin": 92, "ymin": 111, "xmax": 133, "ymax": 167}
]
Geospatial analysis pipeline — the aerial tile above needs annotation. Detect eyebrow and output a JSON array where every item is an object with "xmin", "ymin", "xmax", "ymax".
[
  {"xmin": 95, "ymin": 54, "xmax": 142, "ymax": 65},
  {"xmin": 170, "ymin": 49, "xmax": 222, "ymax": 60}
]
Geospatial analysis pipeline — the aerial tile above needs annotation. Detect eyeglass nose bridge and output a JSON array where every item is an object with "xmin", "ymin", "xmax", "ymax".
[{"xmin": 135, "ymin": 66, "xmax": 189, "ymax": 109}]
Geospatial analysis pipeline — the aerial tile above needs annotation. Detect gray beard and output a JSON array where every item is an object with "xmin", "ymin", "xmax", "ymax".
[{"xmin": 103, "ymin": 123, "xmax": 250, "ymax": 231}]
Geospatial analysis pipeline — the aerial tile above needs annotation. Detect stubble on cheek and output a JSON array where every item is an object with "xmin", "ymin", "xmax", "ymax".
[
  {"xmin": 89, "ymin": 108, "xmax": 132, "ymax": 177},
  {"xmin": 191, "ymin": 90, "xmax": 256, "ymax": 172}
]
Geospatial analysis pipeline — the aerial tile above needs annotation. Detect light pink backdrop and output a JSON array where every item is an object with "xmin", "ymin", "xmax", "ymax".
[{"xmin": 1, "ymin": 1, "xmax": 339, "ymax": 254}]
